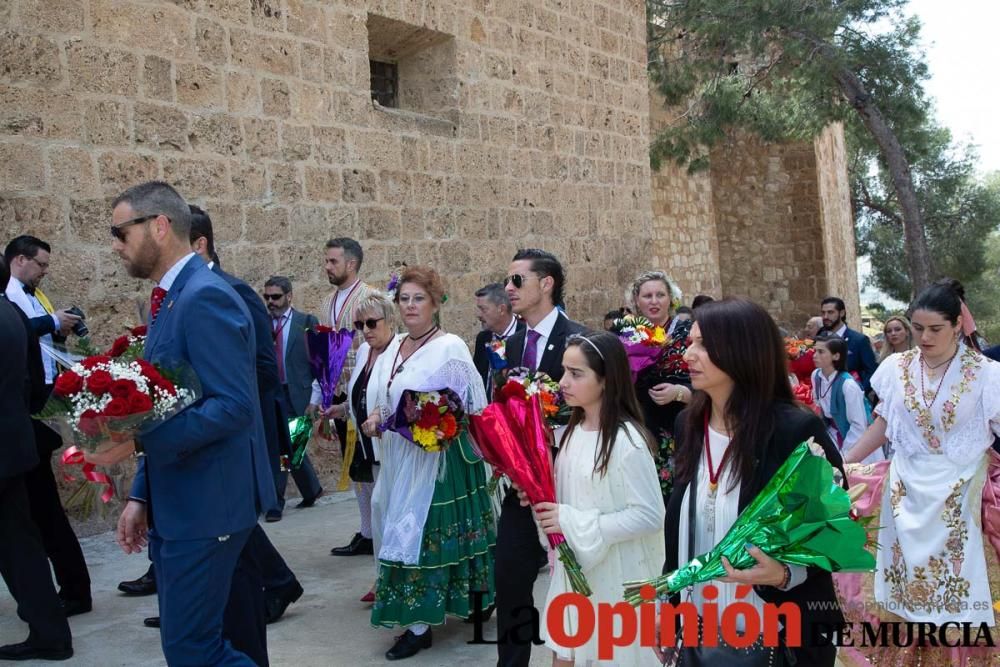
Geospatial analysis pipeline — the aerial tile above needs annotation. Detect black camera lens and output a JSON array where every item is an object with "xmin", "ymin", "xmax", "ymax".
[{"xmin": 66, "ymin": 306, "xmax": 89, "ymax": 338}]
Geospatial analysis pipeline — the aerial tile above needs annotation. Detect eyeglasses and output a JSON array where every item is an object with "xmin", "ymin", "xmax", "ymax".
[
  {"xmin": 263, "ymin": 293, "xmax": 285, "ymax": 301},
  {"xmin": 354, "ymin": 317, "xmax": 384, "ymax": 331},
  {"xmin": 27, "ymin": 256, "xmax": 50, "ymax": 271},
  {"xmin": 110, "ymin": 214, "xmax": 161, "ymax": 242},
  {"xmin": 503, "ymin": 273, "xmax": 538, "ymax": 289}
]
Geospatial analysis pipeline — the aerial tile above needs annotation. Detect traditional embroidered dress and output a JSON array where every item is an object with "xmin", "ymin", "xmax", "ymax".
[
  {"xmin": 368, "ymin": 333, "xmax": 496, "ymax": 627},
  {"xmin": 870, "ymin": 345, "xmax": 1000, "ymax": 626},
  {"xmin": 540, "ymin": 422, "xmax": 665, "ymax": 665}
]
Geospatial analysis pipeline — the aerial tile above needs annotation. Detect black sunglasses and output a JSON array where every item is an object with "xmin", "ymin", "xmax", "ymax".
[
  {"xmin": 110, "ymin": 214, "xmax": 161, "ymax": 242},
  {"xmin": 503, "ymin": 273, "xmax": 538, "ymax": 289},
  {"xmin": 353, "ymin": 317, "xmax": 384, "ymax": 331},
  {"xmin": 263, "ymin": 293, "xmax": 285, "ymax": 301}
]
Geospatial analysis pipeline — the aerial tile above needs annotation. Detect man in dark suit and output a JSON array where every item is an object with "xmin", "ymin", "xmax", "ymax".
[
  {"xmin": 92, "ymin": 181, "xmax": 276, "ymax": 665},
  {"xmin": 472, "ymin": 282, "xmax": 524, "ymax": 396},
  {"xmin": 0, "ymin": 256, "xmax": 73, "ymax": 662},
  {"xmin": 821, "ymin": 296, "xmax": 878, "ymax": 392},
  {"xmin": 262, "ymin": 275, "xmax": 323, "ymax": 516},
  {"xmin": 495, "ymin": 249, "xmax": 587, "ymax": 667},
  {"xmin": 3, "ymin": 235, "xmax": 92, "ymax": 617}
]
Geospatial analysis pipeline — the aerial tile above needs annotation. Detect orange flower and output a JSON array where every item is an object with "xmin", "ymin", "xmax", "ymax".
[{"xmin": 439, "ymin": 413, "xmax": 458, "ymax": 439}]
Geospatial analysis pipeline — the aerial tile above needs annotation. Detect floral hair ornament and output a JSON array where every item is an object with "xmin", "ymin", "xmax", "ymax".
[{"xmin": 385, "ymin": 271, "xmax": 401, "ymax": 300}]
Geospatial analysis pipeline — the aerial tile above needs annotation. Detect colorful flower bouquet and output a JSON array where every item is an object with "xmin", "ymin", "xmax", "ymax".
[
  {"xmin": 468, "ymin": 391, "xmax": 592, "ymax": 595},
  {"xmin": 380, "ymin": 388, "xmax": 465, "ymax": 452},
  {"xmin": 785, "ymin": 336, "xmax": 815, "ymax": 361},
  {"xmin": 610, "ymin": 315, "xmax": 668, "ymax": 381},
  {"xmin": 623, "ymin": 439, "xmax": 876, "ymax": 604},
  {"xmin": 497, "ymin": 368, "xmax": 570, "ymax": 427}
]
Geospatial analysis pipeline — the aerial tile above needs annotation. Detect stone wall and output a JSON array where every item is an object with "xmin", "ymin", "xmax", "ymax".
[{"xmin": 1, "ymin": 0, "xmax": 655, "ymax": 342}]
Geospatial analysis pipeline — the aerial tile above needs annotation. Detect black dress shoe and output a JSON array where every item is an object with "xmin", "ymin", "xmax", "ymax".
[
  {"xmin": 385, "ymin": 628, "xmax": 432, "ymax": 660},
  {"xmin": 331, "ymin": 534, "xmax": 373, "ymax": 556},
  {"xmin": 265, "ymin": 580, "xmax": 303, "ymax": 624},
  {"xmin": 265, "ymin": 509, "xmax": 282, "ymax": 522},
  {"xmin": 143, "ymin": 616, "xmax": 160, "ymax": 628},
  {"xmin": 118, "ymin": 571, "xmax": 157, "ymax": 596},
  {"xmin": 294, "ymin": 488, "xmax": 323, "ymax": 509},
  {"xmin": 59, "ymin": 598, "xmax": 92, "ymax": 618},
  {"xmin": 0, "ymin": 640, "xmax": 73, "ymax": 661}
]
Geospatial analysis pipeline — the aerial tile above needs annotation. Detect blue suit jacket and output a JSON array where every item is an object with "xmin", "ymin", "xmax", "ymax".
[
  {"xmin": 130, "ymin": 257, "xmax": 276, "ymax": 540},
  {"xmin": 842, "ymin": 326, "xmax": 877, "ymax": 393}
]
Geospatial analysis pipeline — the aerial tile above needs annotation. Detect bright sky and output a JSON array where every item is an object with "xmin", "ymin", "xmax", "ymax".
[{"xmin": 907, "ymin": 0, "xmax": 1000, "ymax": 174}]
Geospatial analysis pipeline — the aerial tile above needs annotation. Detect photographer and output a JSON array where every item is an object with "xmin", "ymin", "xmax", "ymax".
[{"xmin": 3, "ymin": 235, "xmax": 93, "ymax": 618}]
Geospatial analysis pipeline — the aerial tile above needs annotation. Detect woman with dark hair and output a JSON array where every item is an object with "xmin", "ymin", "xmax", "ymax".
[
  {"xmin": 812, "ymin": 335, "xmax": 881, "ymax": 463},
  {"xmin": 359, "ymin": 266, "xmax": 495, "ymax": 660},
  {"xmin": 844, "ymin": 279, "xmax": 1000, "ymax": 660},
  {"xmin": 660, "ymin": 299, "xmax": 844, "ymax": 666},
  {"xmin": 522, "ymin": 331, "xmax": 664, "ymax": 666}
]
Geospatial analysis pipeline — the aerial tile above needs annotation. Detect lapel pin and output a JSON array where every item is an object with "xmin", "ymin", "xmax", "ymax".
[
  {"xmin": 547, "ymin": 344, "xmax": 554, "ymax": 351},
  {"xmin": 167, "ymin": 300, "xmax": 174, "ymax": 310}
]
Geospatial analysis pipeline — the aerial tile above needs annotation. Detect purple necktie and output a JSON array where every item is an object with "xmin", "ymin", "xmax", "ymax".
[{"xmin": 522, "ymin": 329, "xmax": 541, "ymax": 370}]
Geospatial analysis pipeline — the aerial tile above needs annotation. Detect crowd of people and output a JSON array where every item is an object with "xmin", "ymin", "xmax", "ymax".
[{"xmin": 1, "ymin": 179, "xmax": 998, "ymax": 667}]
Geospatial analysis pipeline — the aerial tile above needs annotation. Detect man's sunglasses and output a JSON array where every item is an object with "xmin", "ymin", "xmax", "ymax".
[
  {"xmin": 263, "ymin": 293, "xmax": 286, "ymax": 301},
  {"xmin": 354, "ymin": 317, "xmax": 384, "ymax": 331},
  {"xmin": 503, "ymin": 273, "xmax": 538, "ymax": 289},
  {"xmin": 110, "ymin": 214, "xmax": 161, "ymax": 241}
]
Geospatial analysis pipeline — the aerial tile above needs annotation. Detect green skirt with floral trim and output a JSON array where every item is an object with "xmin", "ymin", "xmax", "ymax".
[{"xmin": 370, "ymin": 431, "xmax": 496, "ymax": 628}]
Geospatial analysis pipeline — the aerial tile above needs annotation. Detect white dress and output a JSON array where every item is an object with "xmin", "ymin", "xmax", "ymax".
[
  {"xmin": 541, "ymin": 422, "xmax": 665, "ymax": 665},
  {"xmin": 871, "ymin": 344, "xmax": 1000, "ymax": 625},
  {"xmin": 812, "ymin": 368, "xmax": 884, "ymax": 464}
]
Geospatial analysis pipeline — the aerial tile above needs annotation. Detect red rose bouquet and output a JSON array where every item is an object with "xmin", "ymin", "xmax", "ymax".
[
  {"xmin": 380, "ymin": 388, "xmax": 465, "ymax": 452},
  {"xmin": 468, "ymin": 392, "xmax": 592, "ymax": 595},
  {"xmin": 497, "ymin": 368, "xmax": 570, "ymax": 427}
]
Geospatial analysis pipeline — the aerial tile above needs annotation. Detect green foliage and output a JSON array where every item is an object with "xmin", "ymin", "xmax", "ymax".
[{"xmin": 964, "ymin": 231, "xmax": 1000, "ymax": 345}]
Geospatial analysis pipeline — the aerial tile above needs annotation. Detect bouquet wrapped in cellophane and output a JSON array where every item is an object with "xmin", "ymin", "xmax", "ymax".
[
  {"xmin": 379, "ymin": 388, "xmax": 465, "ymax": 452},
  {"xmin": 295, "ymin": 324, "xmax": 354, "ymax": 475},
  {"xmin": 623, "ymin": 439, "xmax": 876, "ymax": 605},
  {"xmin": 468, "ymin": 392, "xmax": 592, "ymax": 596}
]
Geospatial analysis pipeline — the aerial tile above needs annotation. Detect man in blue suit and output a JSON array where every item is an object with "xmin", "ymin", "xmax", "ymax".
[
  {"xmin": 90, "ymin": 181, "xmax": 275, "ymax": 666},
  {"xmin": 820, "ymin": 296, "xmax": 878, "ymax": 392}
]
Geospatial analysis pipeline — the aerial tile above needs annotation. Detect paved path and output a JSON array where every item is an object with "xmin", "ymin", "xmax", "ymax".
[{"xmin": 0, "ymin": 490, "xmax": 553, "ymax": 666}]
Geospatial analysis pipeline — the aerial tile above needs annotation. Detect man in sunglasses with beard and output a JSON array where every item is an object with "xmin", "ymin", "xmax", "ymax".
[{"xmin": 495, "ymin": 249, "xmax": 587, "ymax": 667}]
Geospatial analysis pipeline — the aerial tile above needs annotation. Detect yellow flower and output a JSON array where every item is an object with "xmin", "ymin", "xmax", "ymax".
[
  {"xmin": 650, "ymin": 327, "xmax": 666, "ymax": 344},
  {"xmin": 412, "ymin": 425, "xmax": 440, "ymax": 451}
]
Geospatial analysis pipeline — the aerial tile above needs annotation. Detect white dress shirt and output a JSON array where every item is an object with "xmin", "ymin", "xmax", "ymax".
[
  {"xmin": 5, "ymin": 276, "xmax": 60, "ymax": 383},
  {"xmin": 331, "ymin": 279, "xmax": 361, "ymax": 325},
  {"xmin": 272, "ymin": 307, "xmax": 292, "ymax": 364},
  {"xmin": 495, "ymin": 315, "xmax": 518, "ymax": 340},
  {"xmin": 159, "ymin": 253, "xmax": 196, "ymax": 292},
  {"xmin": 525, "ymin": 307, "xmax": 560, "ymax": 370}
]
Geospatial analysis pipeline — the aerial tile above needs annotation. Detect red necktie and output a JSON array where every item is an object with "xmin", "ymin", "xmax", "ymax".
[
  {"xmin": 150, "ymin": 287, "xmax": 168, "ymax": 321},
  {"xmin": 273, "ymin": 317, "xmax": 286, "ymax": 384}
]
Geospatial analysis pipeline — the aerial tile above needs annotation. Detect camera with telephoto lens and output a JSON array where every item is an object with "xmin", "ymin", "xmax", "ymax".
[{"xmin": 66, "ymin": 306, "xmax": 89, "ymax": 338}]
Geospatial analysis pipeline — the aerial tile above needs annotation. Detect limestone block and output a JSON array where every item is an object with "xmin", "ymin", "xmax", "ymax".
[
  {"xmin": 300, "ymin": 43, "xmax": 325, "ymax": 84},
  {"xmin": 203, "ymin": 0, "xmax": 252, "ymax": 25},
  {"xmin": 0, "ymin": 141, "xmax": 45, "ymax": 191},
  {"xmin": 0, "ymin": 86, "xmax": 83, "ymax": 139},
  {"xmin": 242, "ymin": 118, "xmax": 279, "ymax": 160},
  {"xmin": 46, "ymin": 146, "xmax": 98, "ymax": 197},
  {"xmin": 195, "ymin": 18, "xmax": 228, "ymax": 66},
  {"xmin": 287, "ymin": 0, "xmax": 326, "ymax": 42},
  {"xmin": 230, "ymin": 161, "xmax": 266, "ymax": 201},
  {"xmin": 97, "ymin": 151, "xmax": 160, "ymax": 195},
  {"xmin": 341, "ymin": 168, "xmax": 376, "ymax": 203},
  {"xmin": 142, "ymin": 55, "xmax": 174, "ymax": 102},
  {"xmin": 245, "ymin": 204, "xmax": 289, "ymax": 243},
  {"xmin": 225, "ymin": 71, "xmax": 259, "ymax": 113},
  {"xmin": 303, "ymin": 166, "xmax": 341, "ymax": 203},
  {"xmin": 68, "ymin": 197, "xmax": 116, "ymax": 244},
  {"xmin": 17, "ymin": 0, "xmax": 86, "ymax": 33},
  {"xmin": 161, "ymin": 155, "xmax": 230, "ymax": 200},
  {"xmin": 358, "ymin": 206, "xmax": 401, "ymax": 240},
  {"xmin": 0, "ymin": 31, "xmax": 62, "ymax": 85},
  {"xmin": 0, "ymin": 195, "xmax": 66, "ymax": 241},
  {"xmin": 267, "ymin": 162, "xmax": 302, "ymax": 203},
  {"xmin": 280, "ymin": 124, "xmax": 312, "ymax": 161},
  {"xmin": 176, "ymin": 63, "xmax": 224, "ymax": 110},
  {"xmin": 379, "ymin": 171, "xmax": 411, "ymax": 206},
  {"xmin": 288, "ymin": 205, "xmax": 332, "ymax": 244},
  {"xmin": 134, "ymin": 102, "xmax": 188, "ymax": 151},
  {"xmin": 230, "ymin": 29, "xmax": 298, "ymax": 78},
  {"xmin": 261, "ymin": 78, "xmax": 292, "ymax": 118},
  {"xmin": 90, "ymin": 0, "xmax": 193, "ymax": 60},
  {"xmin": 83, "ymin": 100, "xmax": 131, "ymax": 146},
  {"xmin": 189, "ymin": 112, "xmax": 243, "ymax": 157},
  {"xmin": 313, "ymin": 125, "xmax": 347, "ymax": 164},
  {"xmin": 200, "ymin": 200, "xmax": 242, "ymax": 244}
]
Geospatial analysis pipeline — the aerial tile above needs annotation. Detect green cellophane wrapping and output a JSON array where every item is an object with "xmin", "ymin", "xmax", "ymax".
[
  {"xmin": 624, "ymin": 440, "xmax": 876, "ymax": 604},
  {"xmin": 371, "ymin": 431, "xmax": 497, "ymax": 627}
]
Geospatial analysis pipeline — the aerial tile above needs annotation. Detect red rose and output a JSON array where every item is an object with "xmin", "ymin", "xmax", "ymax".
[
  {"xmin": 417, "ymin": 403, "xmax": 441, "ymax": 429},
  {"xmin": 78, "ymin": 409, "xmax": 102, "ymax": 437},
  {"xmin": 155, "ymin": 378, "xmax": 177, "ymax": 396},
  {"xmin": 80, "ymin": 355, "xmax": 111, "ymax": 370},
  {"xmin": 313, "ymin": 325, "xmax": 334, "ymax": 333},
  {"xmin": 136, "ymin": 359, "xmax": 162, "ymax": 382},
  {"xmin": 108, "ymin": 335, "xmax": 130, "ymax": 357},
  {"xmin": 103, "ymin": 397, "xmax": 129, "ymax": 417},
  {"xmin": 127, "ymin": 391, "xmax": 154, "ymax": 414},
  {"xmin": 109, "ymin": 378, "xmax": 137, "ymax": 399},
  {"xmin": 498, "ymin": 380, "xmax": 527, "ymax": 402},
  {"xmin": 130, "ymin": 325, "xmax": 147, "ymax": 337},
  {"xmin": 53, "ymin": 370, "xmax": 84, "ymax": 397},
  {"xmin": 86, "ymin": 370, "xmax": 114, "ymax": 395}
]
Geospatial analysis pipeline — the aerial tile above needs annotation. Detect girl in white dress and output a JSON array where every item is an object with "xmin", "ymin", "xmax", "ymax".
[
  {"xmin": 523, "ymin": 330, "xmax": 665, "ymax": 666},
  {"xmin": 845, "ymin": 278, "xmax": 1000, "ymax": 664}
]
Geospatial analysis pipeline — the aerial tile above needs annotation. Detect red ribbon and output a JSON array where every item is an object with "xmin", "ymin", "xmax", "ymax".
[{"xmin": 60, "ymin": 446, "xmax": 115, "ymax": 503}]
